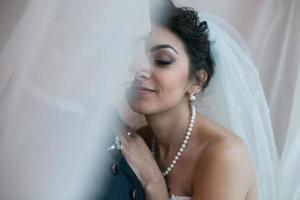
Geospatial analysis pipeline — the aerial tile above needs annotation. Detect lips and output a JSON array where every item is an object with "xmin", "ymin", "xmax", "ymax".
[
  {"xmin": 128, "ymin": 80, "xmax": 157, "ymax": 97},
  {"xmin": 137, "ymin": 86, "xmax": 156, "ymax": 92},
  {"xmin": 128, "ymin": 84, "xmax": 156, "ymax": 97}
]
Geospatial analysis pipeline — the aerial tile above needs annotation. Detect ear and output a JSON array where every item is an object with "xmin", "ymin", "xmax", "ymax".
[{"xmin": 188, "ymin": 69, "xmax": 208, "ymax": 94}]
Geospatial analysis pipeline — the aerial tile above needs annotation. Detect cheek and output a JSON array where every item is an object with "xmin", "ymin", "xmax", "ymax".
[{"xmin": 155, "ymin": 66, "xmax": 190, "ymax": 105}]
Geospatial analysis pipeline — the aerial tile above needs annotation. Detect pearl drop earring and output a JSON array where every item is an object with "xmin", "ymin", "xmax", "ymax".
[{"xmin": 189, "ymin": 93, "xmax": 197, "ymax": 102}]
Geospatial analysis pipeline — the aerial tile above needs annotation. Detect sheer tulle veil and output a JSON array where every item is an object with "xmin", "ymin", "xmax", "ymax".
[{"xmin": 195, "ymin": 14, "xmax": 279, "ymax": 200}]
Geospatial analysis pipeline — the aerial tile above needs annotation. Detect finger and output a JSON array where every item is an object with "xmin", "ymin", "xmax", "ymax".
[
  {"xmin": 112, "ymin": 125, "xmax": 136, "ymax": 141},
  {"xmin": 110, "ymin": 126, "xmax": 128, "ymax": 149},
  {"xmin": 110, "ymin": 110, "xmax": 141, "ymax": 151},
  {"xmin": 110, "ymin": 119, "xmax": 132, "ymax": 139},
  {"xmin": 111, "ymin": 109, "xmax": 137, "ymax": 137}
]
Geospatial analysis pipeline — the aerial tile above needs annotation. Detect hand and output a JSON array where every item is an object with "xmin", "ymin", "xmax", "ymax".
[{"xmin": 111, "ymin": 111, "xmax": 164, "ymax": 188}]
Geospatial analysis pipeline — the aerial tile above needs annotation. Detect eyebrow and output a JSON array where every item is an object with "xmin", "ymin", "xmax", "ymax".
[{"xmin": 150, "ymin": 44, "xmax": 179, "ymax": 54}]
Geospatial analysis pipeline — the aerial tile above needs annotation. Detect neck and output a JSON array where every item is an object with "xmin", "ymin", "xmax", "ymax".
[{"xmin": 145, "ymin": 100, "xmax": 192, "ymax": 158}]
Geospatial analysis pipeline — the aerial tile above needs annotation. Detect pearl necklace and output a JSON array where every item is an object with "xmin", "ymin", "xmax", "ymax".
[{"xmin": 151, "ymin": 104, "xmax": 196, "ymax": 176}]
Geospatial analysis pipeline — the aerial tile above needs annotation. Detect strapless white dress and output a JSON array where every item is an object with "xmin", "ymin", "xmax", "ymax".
[{"xmin": 170, "ymin": 194, "xmax": 191, "ymax": 200}]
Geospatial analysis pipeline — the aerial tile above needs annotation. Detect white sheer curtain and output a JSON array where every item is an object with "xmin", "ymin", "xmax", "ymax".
[
  {"xmin": 278, "ymin": 69, "xmax": 300, "ymax": 200},
  {"xmin": 0, "ymin": 0, "xmax": 150, "ymax": 200},
  {"xmin": 0, "ymin": 0, "xmax": 299, "ymax": 199}
]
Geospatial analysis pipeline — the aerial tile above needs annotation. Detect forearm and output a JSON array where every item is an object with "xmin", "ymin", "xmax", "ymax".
[{"xmin": 144, "ymin": 181, "xmax": 169, "ymax": 200}]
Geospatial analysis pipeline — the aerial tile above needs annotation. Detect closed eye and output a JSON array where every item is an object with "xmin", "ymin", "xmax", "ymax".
[{"xmin": 154, "ymin": 60, "xmax": 173, "ymax": 65}]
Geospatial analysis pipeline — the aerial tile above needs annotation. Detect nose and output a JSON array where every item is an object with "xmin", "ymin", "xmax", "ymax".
[
  {"xmin": 130, "ymin": 44, "xmax": 152, "ymax": 80},
  {"xmin": 136, "ymin": 68, "xmax": 151, "ymax": 80}
]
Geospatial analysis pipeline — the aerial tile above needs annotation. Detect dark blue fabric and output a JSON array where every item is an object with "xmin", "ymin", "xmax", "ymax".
[{"xmin": 93, "ymin": 148, "xmax": 145, "ymax": 200}]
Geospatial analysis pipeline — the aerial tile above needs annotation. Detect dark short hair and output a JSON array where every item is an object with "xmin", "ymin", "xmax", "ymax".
[{"xmin": 151, "ymin": 1, "xmax": 215, "ymax": 89}]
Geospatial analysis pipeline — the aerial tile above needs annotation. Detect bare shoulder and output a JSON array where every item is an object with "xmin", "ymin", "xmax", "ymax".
[
  {"xmin": 196, "ymin": 113, "xmax": 252, "ymax": 162},
  {"xmin": 199, "ymin": 136, "xmax": 252, "ymax": 172},
  {"xmin": 192, "ymin": 114, "xmax": 256, "ymax": 199}
]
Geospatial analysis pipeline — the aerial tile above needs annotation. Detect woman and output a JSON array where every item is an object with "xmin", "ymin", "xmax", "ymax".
[{"xmin": 115, "ymin": 2, "xmax": 277, "ymax": 200}]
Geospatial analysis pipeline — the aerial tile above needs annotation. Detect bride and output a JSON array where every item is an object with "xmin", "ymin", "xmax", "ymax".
[{"xmin": 114, "ymin": 1, "xmax": 277, "ymax": 200}]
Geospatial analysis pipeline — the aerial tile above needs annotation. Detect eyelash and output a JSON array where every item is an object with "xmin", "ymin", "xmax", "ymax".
[
  {"xmin": 147, "ymin": 54, "xmax": 174, "ymax": 66},
  {"xmin": 154, "ymin": 60, "xmax": 173, "ymax": 66}
]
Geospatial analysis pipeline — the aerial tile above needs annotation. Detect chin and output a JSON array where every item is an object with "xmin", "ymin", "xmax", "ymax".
[
  {"xmin": 125, "ymin": 89, "xmax": 171, "ymax": 115},
  {"xmin": 126, "ymin": 96, "xmax": 160, "ymax": 115},
  {"xmin": 125, "ymin": 89, "xmax": 152, "ymax": 114},
  {"xmin": 127, "ymin": 100, "xmax": 153, "ymax": 115}
]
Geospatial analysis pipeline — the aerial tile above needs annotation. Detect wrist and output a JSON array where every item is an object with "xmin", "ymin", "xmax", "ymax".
[
  {"xmin": 144, "ymin": 178, "xmax": 169, "ymax": 200},
  {"xmin": 145, "ymin": 172, "xmax": 165, "ymax": 188}
]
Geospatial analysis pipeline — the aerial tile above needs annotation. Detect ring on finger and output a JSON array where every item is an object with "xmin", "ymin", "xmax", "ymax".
[
  {"xmin": 114, "ymin": 136, "xmax": 123, "ymax": 150},
  {"xmin": 126, "ymin": 131, "xmax": 132, "ymax": 137}
]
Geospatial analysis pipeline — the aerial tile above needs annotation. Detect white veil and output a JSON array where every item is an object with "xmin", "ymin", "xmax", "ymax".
[{"xmin": 195, "ymin": 14, "xmax": 279, "ymax": 200}]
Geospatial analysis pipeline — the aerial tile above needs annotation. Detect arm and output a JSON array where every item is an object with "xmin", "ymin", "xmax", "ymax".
[
  {"xmin": 192, "ymin": 138, "xmax": 255, "ymax": 200},
  {"xmin": 144, "ymin": 178, "xmax": 169, "ymax": 200}
]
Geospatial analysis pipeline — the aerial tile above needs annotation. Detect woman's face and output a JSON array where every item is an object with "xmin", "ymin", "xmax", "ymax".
[{"xmin": 126, "ymin": 25, "xmax": 193, "ymax": 115}]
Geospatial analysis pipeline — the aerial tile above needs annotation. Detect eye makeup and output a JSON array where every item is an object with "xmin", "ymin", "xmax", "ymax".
[
  {"xmin": 152, "ymin": 54, "xmax": 174, "ymax": 66},
  {"xmin": 147, "ymin": 44, "xmax": 178, "ymax": 66},
  {"xmin": 154, "ymin": 60, "xmax": 173, "ymax": 65}
]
